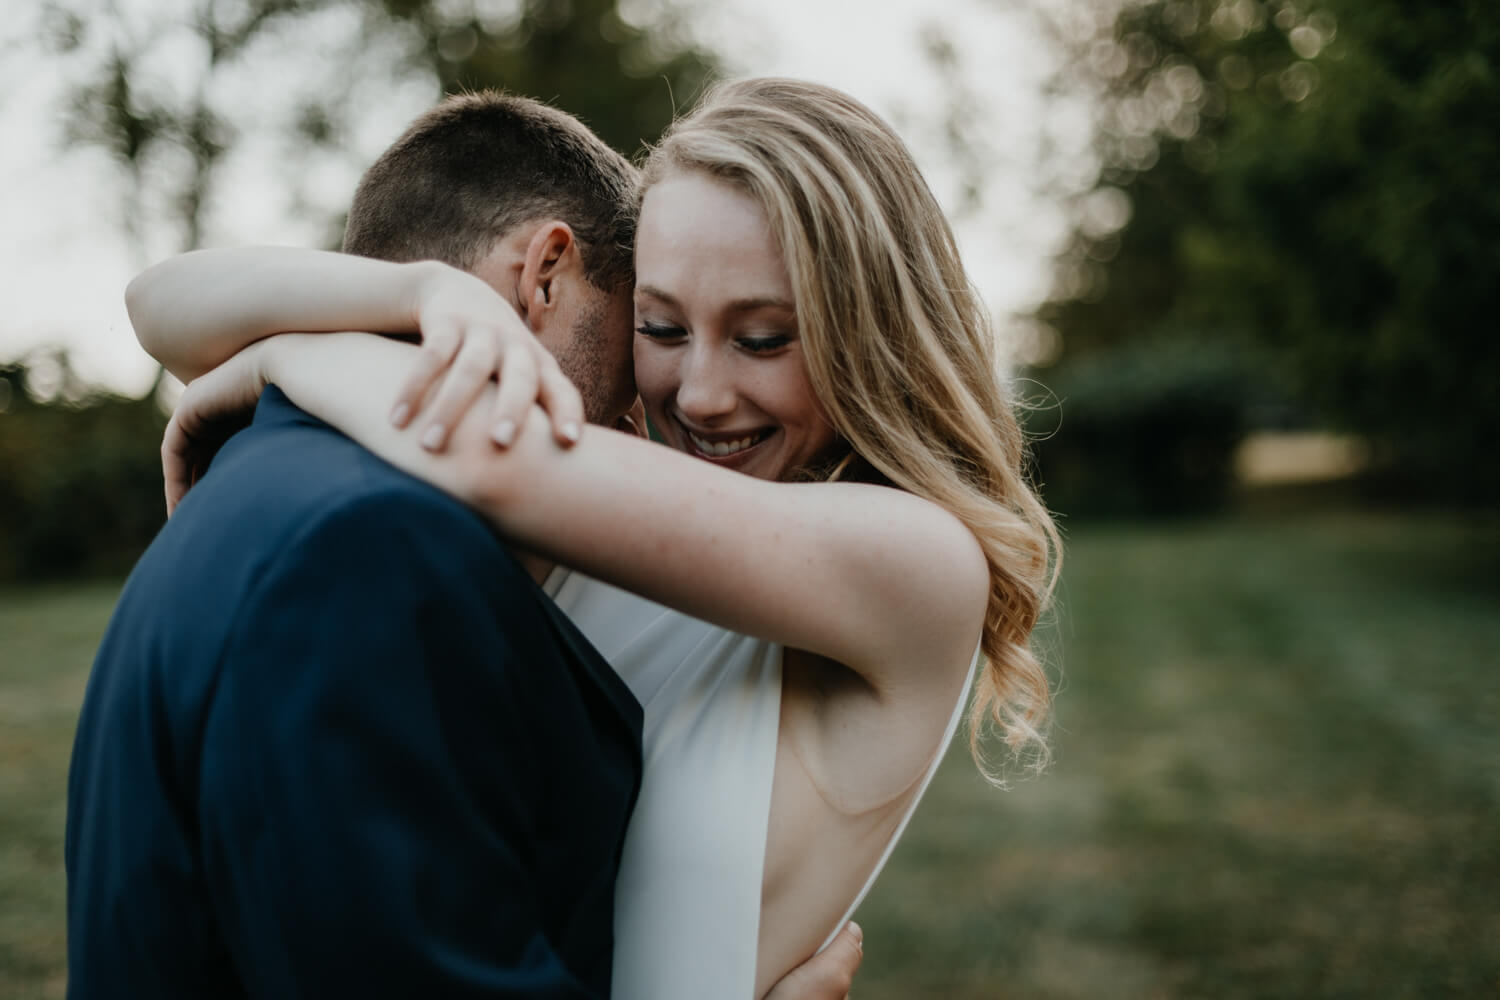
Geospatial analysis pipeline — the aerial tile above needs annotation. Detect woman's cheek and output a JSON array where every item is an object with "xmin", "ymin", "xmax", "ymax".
[{"xmin": 631, "ymin": 341, "xmax": 675, "ymax": 423}]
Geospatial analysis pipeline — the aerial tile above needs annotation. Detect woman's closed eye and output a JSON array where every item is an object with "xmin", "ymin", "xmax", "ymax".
[
  {"xmin": 636, "ymin": 322, "xmax": 687, "ymax": 342},
  {"xmin": 737, "ymin": 333, "xmax": 791, "ymax": 355}
]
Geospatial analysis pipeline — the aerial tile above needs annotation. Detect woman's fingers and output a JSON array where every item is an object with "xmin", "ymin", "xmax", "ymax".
[
  {"xmin": 161, "ymin": 414, "xmax": 194, "ymax": 516},
  {"xmin": 486, "ymin": 344, "xmax": 541, "ymax": 448},
  {"xmin": 400, "ymin": 298, "xmax": 582, "ymax": 451},
  {"xmin": 159, "ymin": 350, "xmax": 268, "ymax": 514},
  {"xmin": 532, "ymin": 350, "xmax": 585, "ymax": 447},
  {"xmin": 391, "ymin": 321, "xmax": 462, "ymax": 430},
  {"xmin": 416, "ymin": 327, "xmax": 503, "ymax": 451}
]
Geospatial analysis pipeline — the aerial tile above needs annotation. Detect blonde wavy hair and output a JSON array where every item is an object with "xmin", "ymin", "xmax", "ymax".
[{"xmin": 641, "ymin": 78, "xmax": 1061, "ymax": 776}]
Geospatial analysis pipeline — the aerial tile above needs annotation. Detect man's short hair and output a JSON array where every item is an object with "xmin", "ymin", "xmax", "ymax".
[{"xmin": 343, "ymin": 91, "xmax": 638, "ymax": 292}]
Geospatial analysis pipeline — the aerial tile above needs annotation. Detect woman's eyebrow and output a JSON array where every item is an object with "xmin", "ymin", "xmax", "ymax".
[
  {"xmin": 635, "ymin": 285, "xmax": 794, "ymax": 314},
  {"xmin": 634, "ymin": 284, "xmax": 679, "ymax": 307},
  {"xmin": 723, "ymin": 296, "xmax": 795, "ymax": 314}
]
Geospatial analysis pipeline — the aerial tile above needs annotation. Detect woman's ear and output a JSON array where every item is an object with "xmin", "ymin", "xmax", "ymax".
[{"xmin": 517, "ymin": 221, "xmax": 578, "ymax": 331}]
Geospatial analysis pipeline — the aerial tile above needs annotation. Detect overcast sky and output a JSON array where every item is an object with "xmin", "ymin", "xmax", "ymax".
[{"xmin": 0, "ymin": 0, "xmax": 1095, "ymax": 396}]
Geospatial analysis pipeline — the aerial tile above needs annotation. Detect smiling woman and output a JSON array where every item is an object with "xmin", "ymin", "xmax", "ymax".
[{"xmin": 633, "ymin": 172, "xmax": 838, "ymax": 478}]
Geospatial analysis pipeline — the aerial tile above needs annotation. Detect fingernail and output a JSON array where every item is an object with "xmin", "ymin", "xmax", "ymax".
[
  {"xmin": 389, "ymin": 402, "xmax": 410, "ymax": 427},
  {"xmin": 849, "ymin": 921, "xmax": 863, "ymax": 949},
  {"xmin": 561, "ymin": 421, "xmax": 581, "ymax": 443},
  {"xmin": 491, "ymin": 420, "xmax": 516, "ymax": 447},
  {"xmin": 421, "ymin": 424, "xmax": 446, "ymax": 450}
]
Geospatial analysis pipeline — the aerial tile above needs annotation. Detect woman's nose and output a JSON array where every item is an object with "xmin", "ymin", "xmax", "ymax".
[{"xmin": 675, "ymin": 345, "xmax": 737, "ymax": 422}]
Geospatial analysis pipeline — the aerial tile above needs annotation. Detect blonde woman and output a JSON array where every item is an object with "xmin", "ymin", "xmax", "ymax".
[{"xmin": 133, "ymin": 79, "xmax": 1058, "ymax": 998}]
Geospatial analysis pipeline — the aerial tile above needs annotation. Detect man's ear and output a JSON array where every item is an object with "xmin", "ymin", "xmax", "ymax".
[{"xmin": 517, "ymin": 221, "xmax": 579, "ymax": 332}]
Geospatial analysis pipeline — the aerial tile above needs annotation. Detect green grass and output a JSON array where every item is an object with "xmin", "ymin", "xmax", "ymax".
[
  {"xmin": 0, "ymin": 581, "xmax": 118, "ymax": 1000},
  {"xmin": 856, "ymin": 510, "xmax": 1500, "ymax": 998},
  {"xmin": 3, "ymin": 511, "xmax": 1498, "ymax": 997}
]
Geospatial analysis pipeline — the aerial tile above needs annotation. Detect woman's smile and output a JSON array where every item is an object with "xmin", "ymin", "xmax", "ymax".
[{"xmin": 675, "ymin": 418, "xmax": 776, "ymax": 467}]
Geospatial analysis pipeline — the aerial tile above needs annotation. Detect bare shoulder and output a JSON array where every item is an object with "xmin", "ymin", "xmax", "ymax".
[{"xmin": 827, "ymin": 484, "xmax": 989, "ymax": 674}]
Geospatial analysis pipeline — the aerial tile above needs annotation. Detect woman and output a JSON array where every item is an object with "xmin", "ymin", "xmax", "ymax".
[{"xmin": 133, "ymin": 78, "xmax": 1059, "ymax": 998}]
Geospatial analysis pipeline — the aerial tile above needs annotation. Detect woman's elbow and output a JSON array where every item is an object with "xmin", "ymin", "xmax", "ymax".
[{"xmin": 123, "ymin": 269, "xmax": 161, "ymax": 355}]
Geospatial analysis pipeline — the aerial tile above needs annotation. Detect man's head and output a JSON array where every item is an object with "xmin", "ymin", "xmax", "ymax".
[{"xmin": 343, "ymin": 91, "xmax": 638, "ymax": 424}]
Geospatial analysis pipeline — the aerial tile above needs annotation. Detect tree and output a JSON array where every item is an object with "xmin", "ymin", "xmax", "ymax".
[
  {"xmin": 11, "ymin": 0, "xmax": 720, "ymax": 581},
  {"xmin": 0, "ymin": 356, "xmax": 168, "ymax": 581},
  {"xmin": 1041, "ymin": 0, "xmax": 1500, "ymax": 499},
  {"xmin": 41, "ymin": 0, "xmax": 719, "ymax": 263}
]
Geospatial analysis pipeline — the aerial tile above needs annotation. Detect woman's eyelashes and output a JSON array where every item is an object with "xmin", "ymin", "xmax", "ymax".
[
  {"xmin": 635, "ymin": 321, "xmax": 792, "ymax": 355},
  {"xmin": 736, "ymin": 333, "xmax": 791, "ymax": 354},
  {"xmin": 636, "ymin": 321, "xmax": 686, "ymax": 341}
]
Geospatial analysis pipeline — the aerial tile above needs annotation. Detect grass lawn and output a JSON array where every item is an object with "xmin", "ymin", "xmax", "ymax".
[
  {"xmin": 2, "ymin": 510, "xmax": 1497, "ymax": 997},
  {"xmin": 0, "ymin": 581, "xmax": 118, "ymax": 1000},
  {"xmin": 856, "ymin": 509, "xmax": 1500, "ymax": 998}
]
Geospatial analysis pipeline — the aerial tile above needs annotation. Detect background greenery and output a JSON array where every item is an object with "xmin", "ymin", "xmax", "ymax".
[
  {"xmin": 1038, "ymin": 0, "xmax": 1500, "ymax": 505},
  {"xmin": 5, "ymin": 510, "xmax": 1497, "ymax": 997}
]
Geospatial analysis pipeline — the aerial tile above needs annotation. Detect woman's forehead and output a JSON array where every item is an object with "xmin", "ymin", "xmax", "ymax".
[{"xmin": 635, "ymin": 173, "xmax": 792, "ymax": 306}]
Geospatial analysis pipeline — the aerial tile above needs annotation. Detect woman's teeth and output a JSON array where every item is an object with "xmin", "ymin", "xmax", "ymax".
[{"xmin": 688, "ymin": 430, "xmax": 765, "ymax": 457}]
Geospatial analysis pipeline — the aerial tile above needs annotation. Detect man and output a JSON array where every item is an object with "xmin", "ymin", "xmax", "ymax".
[{"xmin": 68, "ymin": 92, "xmax": 860, "ymax": 998}]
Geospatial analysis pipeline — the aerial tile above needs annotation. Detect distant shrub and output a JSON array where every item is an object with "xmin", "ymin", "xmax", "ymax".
[
  {"xmin": 1025, "ymin": 341, "xmax": 1257, "ymax": 518},
  {"xmin": 0, "ymin": 359, "xmax": 167, "ymax": 582}
]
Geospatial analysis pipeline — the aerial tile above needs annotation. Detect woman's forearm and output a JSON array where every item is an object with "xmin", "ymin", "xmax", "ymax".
[
  {"xmin": 255, "ymin": 332, "xmax": 988, "ymax": 689},
  {"xmin": 261, "ymin": 332, "xmax": 469, "ymax": 483},
  {"xmin": 127, "ymin": 248, "xmax": 443, "ymax": 383}
]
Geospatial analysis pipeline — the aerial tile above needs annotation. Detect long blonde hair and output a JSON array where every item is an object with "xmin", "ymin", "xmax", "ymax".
[{"xmin": 642, "ymin": 78, "xmax": 1061, "ymax": 776}]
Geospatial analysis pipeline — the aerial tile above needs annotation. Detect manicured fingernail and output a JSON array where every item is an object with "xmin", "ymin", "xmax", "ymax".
[
  {"xmin": 561, "ymin": 421, "xmax": 581, "ymax": 443},
  {"xmin": 389, "ymin": 402, "xmax": 410, "ymax": 427},
  {"xmin": 421, "ymin": 424, "xmax": 446, "ymax": 450},
  {"xmin": 491, "ymin": 420, "xmax": 516, "ymax": 447}
]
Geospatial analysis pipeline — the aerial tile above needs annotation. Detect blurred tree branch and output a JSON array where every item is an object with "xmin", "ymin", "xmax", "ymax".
[{"xmin": 41, "ymin": 0, "xmax": 719, "ymax": 263}]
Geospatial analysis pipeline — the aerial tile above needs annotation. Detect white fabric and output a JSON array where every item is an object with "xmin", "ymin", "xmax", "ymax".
[{"xmin": 545, "ymin": 568, "xmax": 979, "ymax": 999}]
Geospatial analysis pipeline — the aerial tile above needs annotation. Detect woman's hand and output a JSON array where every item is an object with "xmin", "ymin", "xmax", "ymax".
[
  {"xmin": 389, "ymin": 264, "xmax": 584, "ymax": 452},
  {"xmin": 162, "ymin": 342, "xmax": 273, "ymax": 516}
]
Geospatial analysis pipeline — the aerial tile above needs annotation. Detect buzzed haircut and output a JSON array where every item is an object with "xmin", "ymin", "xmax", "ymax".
[{"xmin": 343, "ymin": 91, "xmax": 638, "ymax": 291}]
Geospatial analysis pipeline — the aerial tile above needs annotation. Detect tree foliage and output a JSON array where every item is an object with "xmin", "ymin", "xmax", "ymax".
[
  {"xmin": 0, "ymin": 357, "xmax": 168, "ymax": 582},
  {"xmin": 1042, "ymin": 0, "xmax": 1500, "ymax": 499},
  {"xmin": 12, "ymin": 0, "xmax": 719, "ymax": 581},
  {"xmin": 41, "ymin": 0, "xmax": 719, "ymax": 261}
]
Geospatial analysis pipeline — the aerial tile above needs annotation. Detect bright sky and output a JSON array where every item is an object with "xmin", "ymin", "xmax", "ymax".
[{"xmin": 0, "ymin": 0, "xmax": 1094, "ymax": 396}]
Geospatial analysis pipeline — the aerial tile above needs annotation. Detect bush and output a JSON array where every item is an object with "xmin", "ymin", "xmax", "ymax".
[
  {"xmin": 1026, "ymin": 341, "xmax": 1258, "ymax": 518},
  {"xmin": 0, "ymin": 359, "xmax": 168, "ymax": 582}
]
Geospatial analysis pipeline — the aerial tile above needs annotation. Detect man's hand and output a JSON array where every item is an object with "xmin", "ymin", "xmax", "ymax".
[
  {"xmin": 388, "ymin": 262, "xmax": 584, "ymax": 452},
  {"xmin": 765, "ymin": 922, "xmax": 864, "ymax": 1000}
]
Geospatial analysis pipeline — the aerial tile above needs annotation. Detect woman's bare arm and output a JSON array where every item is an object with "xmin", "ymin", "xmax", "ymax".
[
  {"xmin": 129, "ymin": 247, "xmax": 582, "ymax": 447},
  {"xmin": 126, "ymin": 248, "xmax": 442, "ymax": 383},
  {"xmin": 186, "ymin": 332, "xmax": 988, "ymax": 700}
]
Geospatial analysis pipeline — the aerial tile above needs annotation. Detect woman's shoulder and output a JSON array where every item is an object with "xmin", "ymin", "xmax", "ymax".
[{"xmin": 824, "ymin": 482, "xmax": 989, "ymax": 635}]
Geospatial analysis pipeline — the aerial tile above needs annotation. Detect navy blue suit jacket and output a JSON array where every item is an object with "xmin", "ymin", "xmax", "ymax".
[{"xmin": 66, "ymin": 386, "xmax": 642, "ymax": 998}]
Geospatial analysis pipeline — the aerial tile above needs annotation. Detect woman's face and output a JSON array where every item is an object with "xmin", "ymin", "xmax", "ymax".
[{"xmin": 633, "ymin": 172, "xmax": 838, "ymax": 482}]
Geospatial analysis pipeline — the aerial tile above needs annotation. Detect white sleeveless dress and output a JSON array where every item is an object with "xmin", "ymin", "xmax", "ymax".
[{"xmin": 545, "ymin": 568, "xmax": 980, "ymax": 1000}]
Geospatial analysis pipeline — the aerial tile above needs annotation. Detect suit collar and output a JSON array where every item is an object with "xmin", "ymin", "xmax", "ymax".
[{"xmin": 253, "ymin": 384, "xmax": 327, "ymax": 431}]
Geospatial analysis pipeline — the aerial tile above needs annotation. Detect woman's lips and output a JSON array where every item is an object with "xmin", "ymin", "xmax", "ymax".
[{"xmin": 678, "ymin": 421, "xmax": 774, "ymax": 467}]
